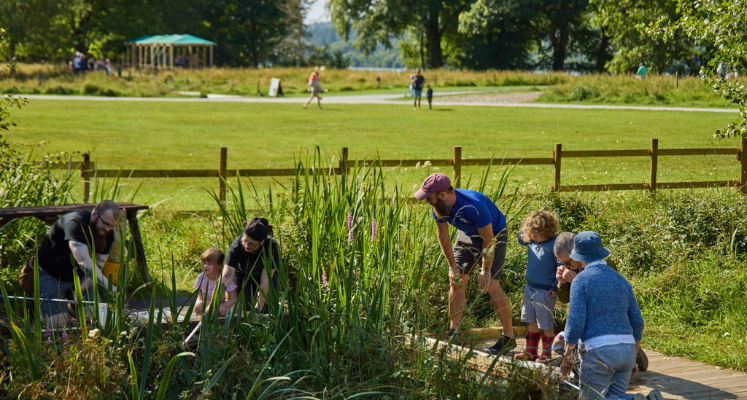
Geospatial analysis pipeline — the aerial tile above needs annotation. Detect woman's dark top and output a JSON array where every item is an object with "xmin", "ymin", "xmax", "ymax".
[{"xmin": 225, "ymin": 236, "xmax": 281, "ymax": 286}]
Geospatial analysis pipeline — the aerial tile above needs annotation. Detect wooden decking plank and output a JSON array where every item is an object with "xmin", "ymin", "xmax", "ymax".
[
  {"xmin": 673, "ymin": 385, "xmax": 747, "ymax": 398},
  {"xmin": 647, "ymin": 359, "xmax": 707, "ymax": 368},
  {"xmin": 638, "ymin": 370, "xmax": 746, "ymax": 383},
  {"xmin": 666, "ymin": 369, "xmax": 746, "ymax": 380},
  {"xmin": 475, "ymin": 337, "xmax": 747, "ymax": 398},
  {"xmin": 644, "ymin": 364, "xmax": 711, "ymax": 374},
  {"xmin": 649, "ymin": 378, "xmax": 745, "ymax": 392}
]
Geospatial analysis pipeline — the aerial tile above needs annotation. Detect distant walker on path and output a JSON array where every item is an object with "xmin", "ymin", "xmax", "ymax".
[
  {"xmin": 304, "ymin": 70, "xmax": 328, "ymax": 110},
  {"xmin": 411, "ymin": 68, "xmax": 425, "ymax": 110}
]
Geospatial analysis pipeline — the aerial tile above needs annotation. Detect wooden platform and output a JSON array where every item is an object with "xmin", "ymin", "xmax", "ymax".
[{"xmin": 496, "ymin": 334, "xmax": 747, "ymax": 399}]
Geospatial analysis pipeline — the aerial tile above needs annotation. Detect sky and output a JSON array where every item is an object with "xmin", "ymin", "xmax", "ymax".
[{"xmin": 306, "ymin": 0, "xmax": 330, "ymax": 24}]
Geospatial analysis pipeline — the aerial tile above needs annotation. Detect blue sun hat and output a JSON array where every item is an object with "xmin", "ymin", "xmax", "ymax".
[{"xmin": 570, "ymin": 231, "xmax": 610, "ymax": 262}]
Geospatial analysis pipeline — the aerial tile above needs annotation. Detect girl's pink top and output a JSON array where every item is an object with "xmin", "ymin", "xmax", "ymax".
[{"xmin": 193, "ymin": 272, "xmax": 237, "ymax": 306}]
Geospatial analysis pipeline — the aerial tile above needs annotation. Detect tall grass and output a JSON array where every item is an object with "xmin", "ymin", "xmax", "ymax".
[
  {"xmin": 0, "ymin": 148, "xmax": 568, "ymax": 398},
  {"xmin": 0, "ymin": 139, "xmax": 76, "ymax": 283},
  {"xmin": 3, "ymin": 64, "xmax": 565, "ymax": 97},
  {"xmin": 538, "ymin": 74, "xmax": 733, "ymax": 107}
]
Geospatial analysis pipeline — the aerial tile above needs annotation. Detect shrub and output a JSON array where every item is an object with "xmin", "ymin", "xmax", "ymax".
[
  {"xmin": 80, "ymin": 82, "xmax": 100, "ymax": 95},
  {"xmin": 43, "ymin": 85, "xmax": 76, "ymax": 95},
  {"xmin": 569, "ymin": 85, "xmax": 599, "ymax": 101}
]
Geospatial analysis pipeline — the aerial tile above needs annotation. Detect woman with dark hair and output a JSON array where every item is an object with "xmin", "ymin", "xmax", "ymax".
[{"xmin": 221, "ymin": 218, "xmax": 281, "ymax": 312}]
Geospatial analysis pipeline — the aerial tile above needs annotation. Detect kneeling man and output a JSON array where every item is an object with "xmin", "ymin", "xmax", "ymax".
[{"xmin": 34, "ymin": 200, "xmax": 119, "ymax": 327}]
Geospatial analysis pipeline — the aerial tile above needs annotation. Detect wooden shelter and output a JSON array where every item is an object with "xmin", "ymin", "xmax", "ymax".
[{"xmin": 125, "ymin": 34, "xmax": 216, "ymax": 69}]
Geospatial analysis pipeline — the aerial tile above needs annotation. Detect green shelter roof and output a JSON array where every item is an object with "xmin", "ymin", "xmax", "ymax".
[{"xmin": 127, "ymin": 34, "xmax": 216, "ymax": 46}]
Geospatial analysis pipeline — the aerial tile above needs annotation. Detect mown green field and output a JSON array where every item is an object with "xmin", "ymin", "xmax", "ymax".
[{"xmin": 8, "ymin": 99, "xmax": 739, "ymax": 210}]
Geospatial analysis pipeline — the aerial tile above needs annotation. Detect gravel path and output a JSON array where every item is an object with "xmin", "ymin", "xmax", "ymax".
[
  {"xmin": 18, "ymin": 92, "xmax": 739, "ymax": 113},
  {"xmin": 437, "ymin": 91, "xmax": 543, "ymax": 104}
]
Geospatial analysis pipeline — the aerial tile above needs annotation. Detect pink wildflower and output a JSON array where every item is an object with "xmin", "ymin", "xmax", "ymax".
[
  {"xmin": 347, "ymin": 212, "xmax": 354, "ymax": 243},
  {"xmin": 322, "ymin": 273, "xmax": 328, "ymax": 288},
  {"xmin": 371, "ymin": 218, "xmax": 377, "ymax": 242},
  {"xmin": 45, "ymin": 339, "xmax": 52, "ymax": 345}
]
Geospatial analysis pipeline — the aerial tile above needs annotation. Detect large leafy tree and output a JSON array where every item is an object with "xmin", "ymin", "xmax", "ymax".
[
  {"xmin": 205, "ymin": 0, "xmax": 288, "ymax": 67},
  {"xmin": 650, "ymin": 0, "xmax": 747, "ymax": 138},
  {"xmin": 329, "ymin": 0, "xmax": 472, "ymax": 68},
  {"xmin": 0, "ymin": 0, "xmax": 73, "ymax": 62},
  {"xmin": 274, "ymin": 0, "xmax": 315, "ymax": 67},
  {"xmin": 591, "ymin": 0, "xmax": 697, "ymax": 74},
  {"xmin": 456, "ymin": 0, "xmax": 540, "ymax": 69},
  {"xmin": 540, "ymin": 0, "xmax": 589, "ymax": 71}
]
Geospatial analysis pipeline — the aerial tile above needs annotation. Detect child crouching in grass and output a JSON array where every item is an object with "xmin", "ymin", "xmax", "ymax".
[
  {"xmin": 514, "ymin": 211, "xmax": 560, "ymax": 362},
  {"xmin": 194, "ymin": 248, "xmax": 237, "ymax": 317}
]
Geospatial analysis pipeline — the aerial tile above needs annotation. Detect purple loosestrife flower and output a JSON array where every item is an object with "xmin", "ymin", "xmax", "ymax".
[
  {"xmin": 371, "ymin": 218, "xmax": 377, "ymax": 242},
  {"xmin": 45, "ymin": 339, "xmax": 52, "ymax": 345},
  {"xmin": 347, "ymin": 212, "xmax": 354, "ymax": 244},
  {"xmin": 62, "ymin": 332, "xmax": 68, "ymax": 339},
  {"xmin": 44, "ymin": 331, "xmax": 52, "ymax": 338},
  {"xmin": 322, "ymin": 273, "xmax": 329, "ymax": 288}
]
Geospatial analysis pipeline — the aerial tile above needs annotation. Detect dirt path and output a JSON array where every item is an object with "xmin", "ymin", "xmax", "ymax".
[
  {"xmin": 436, "ymin": 91, "xmax": 543, "ymax": 104},
  {"xmin": 19, "ymin": 92, "xmax": 739, "ymax": 113}
]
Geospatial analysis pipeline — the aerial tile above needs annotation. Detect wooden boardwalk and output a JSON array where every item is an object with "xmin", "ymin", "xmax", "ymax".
[{"xmin": 471, "ymin": 334, "xmax": 747, "ymax": 400}]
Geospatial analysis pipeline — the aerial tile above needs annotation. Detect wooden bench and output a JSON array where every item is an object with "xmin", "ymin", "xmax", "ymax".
[{"xmin": 0, "ymin": 203, "xmax": 151, "ymax": 283}]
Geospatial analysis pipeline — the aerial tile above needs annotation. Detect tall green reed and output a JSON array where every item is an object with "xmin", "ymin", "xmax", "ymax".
[{"xmin": 1, "ymin": 144, "xmax": 557, "ymax": 399}]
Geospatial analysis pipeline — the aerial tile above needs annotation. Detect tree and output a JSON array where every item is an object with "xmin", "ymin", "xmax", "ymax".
[
  {"xmin": 590, "ymin": 0, "xmax": 697, "ymax": 74},
  {"xmin": 0, "ymin": 0, "xmax": 72, "ymax": 62},
  {"xmin": 456, "ymin": 0, "xmax": 541, "ymax": 69},
  {"xmin": 0, "ymin": 30, "xmax": 26, "ymax": 131},
  {"xmin": 275, "ymin": 0, "xmax": 314, "ymax": 68},
  {"xmin": 540, "ymin": 0, "xmax": 589, "ymax": 71},
  {"xmin": 650, "ymin": 0, "xmax": 747, "ymax": 138},
  {"xmin": 329, "ymin": 0, "xmax": 472, "ymax": 68}
]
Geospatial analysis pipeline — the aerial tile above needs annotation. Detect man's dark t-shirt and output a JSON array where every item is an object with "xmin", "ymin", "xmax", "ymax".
[
  {"xmin": 37, "ymin": 210, "xmax": 114, "ymax": 281},
  {"xmin": 413, "ymin": 75, "xmax": 425, "ymax": 90},
  {"xmin": 225, "ymin": 236, "xmax": 281, "ymax": 286}
]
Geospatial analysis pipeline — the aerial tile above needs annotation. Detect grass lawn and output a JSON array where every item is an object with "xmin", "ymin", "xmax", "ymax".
[{"xmin": 7, "ymin": 99, "xmax": 740, "ymax": 210}]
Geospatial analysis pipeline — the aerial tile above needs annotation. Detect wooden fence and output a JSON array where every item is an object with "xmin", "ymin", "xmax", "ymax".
[{"xmin": 47, "ymin": 138, "xmax": 747, "ymax": 203}]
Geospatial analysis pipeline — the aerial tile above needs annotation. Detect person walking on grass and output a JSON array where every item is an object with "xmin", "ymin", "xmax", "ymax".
[
  {"xmin": 411, "ymin": 68, "xmax": 425, "ymax": 110},
  {"xmin": 304, "ymin": 70, "xmax": 328, "ymax": 110},
  {"xmin": 415, "ymin": 173, "xmax": 515, "ymax": 355},
  {"xmin": 513, "ymin": 211, "xmax": 560, "ymax": 362},
  {"xmin": 559, "ymin": 231, "xmax": 660, "ymax": 400}
]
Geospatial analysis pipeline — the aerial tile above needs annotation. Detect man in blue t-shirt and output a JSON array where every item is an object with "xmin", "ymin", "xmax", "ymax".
[{"xmin": 415, "ymin": 173, "xmax": 516, "ymax": 355}]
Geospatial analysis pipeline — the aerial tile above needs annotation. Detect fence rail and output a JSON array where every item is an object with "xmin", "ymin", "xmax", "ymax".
[{"xmin": 42, "ymin": 138, "xmax": 747, "ymax": 202}]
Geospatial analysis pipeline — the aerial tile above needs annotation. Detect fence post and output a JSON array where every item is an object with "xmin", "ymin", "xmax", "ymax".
[
  {"xmin": 219, "ymin": 147, "xmax": 227, "ymax": 201},
  {"xmin": 340, "ymin": 147, "xmax": 349, "ymax": 195},
  {"xmin": 741, "ymin": 137, "xmax": 747, "ymax": 194},
  {"xmin": 339, "ymin": 147, "xmax": 348, "ymax": 179},
  {"xmin": 453, "ymin": 146, "xmax": 462, "ymax": 188},
  {"xmin": 553, "ymin": 143, "xmax": 562, "ymax": 191},
  {"xmin": 650, "ymin": 138, "xmax": 658, "ymax": 193},
  {"xmin": 81, "ymin": 153, "xmax": 90, "ymax": 203}
]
